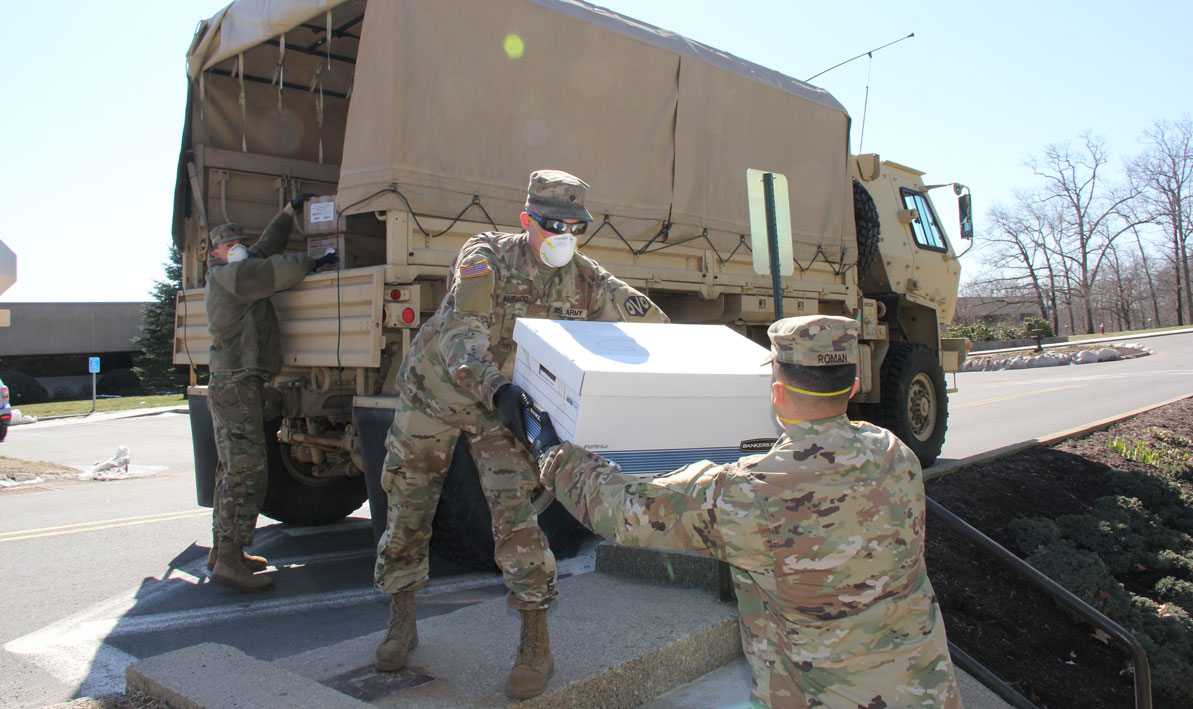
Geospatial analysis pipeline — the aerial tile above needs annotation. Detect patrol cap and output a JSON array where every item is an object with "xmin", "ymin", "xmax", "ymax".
[
  {"xmin": 209, "ymin": 223, "xmax": 246, "ymax": 244},
  {"xmin": 764, "ymin": 315, "xmax": 859, "ymax": 366},
  {"xmin": 525, "ymin": 169, "xmax": 594, "ymax": 222}
]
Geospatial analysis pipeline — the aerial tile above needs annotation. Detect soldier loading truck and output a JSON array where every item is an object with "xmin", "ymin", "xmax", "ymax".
[{"xmin": 173, "ymin": 0, "xmax": 972, "ymax": 569}]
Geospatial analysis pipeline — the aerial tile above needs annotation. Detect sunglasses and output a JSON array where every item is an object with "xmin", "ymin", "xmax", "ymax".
[{"xmin": 527, "ymin": 211, "xmax": 588, "ymax": 236}]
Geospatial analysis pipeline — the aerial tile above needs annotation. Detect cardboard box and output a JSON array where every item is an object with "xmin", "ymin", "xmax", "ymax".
[
  {"xmin": 303, "ymin": 194, "xmax": 339, "ymax": 234},
  {"xmin": 512, "ymin": 319, "xmax": 780, "ymax": 473},
  {"xmin": 306, "ymin": 234, "xmax": 343, "ymax": 260}
]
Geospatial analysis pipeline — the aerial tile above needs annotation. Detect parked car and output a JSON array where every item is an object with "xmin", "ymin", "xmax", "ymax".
[{"xmin": 0, "ymin": 375, "xmax": 11, "ymax": 442}]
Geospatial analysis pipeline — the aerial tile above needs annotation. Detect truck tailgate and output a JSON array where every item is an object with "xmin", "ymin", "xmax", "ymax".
[{"xmin": 174, "ymin": 266, "xmax": 385, "ymax": 369}]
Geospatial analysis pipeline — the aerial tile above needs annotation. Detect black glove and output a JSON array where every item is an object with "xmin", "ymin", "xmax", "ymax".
[
  {"xmin": 529, "ymin": 409, "xmax": 562, "ymax": 460},
  {"xmin": 312, "ymin": 249, "xmax": 338, "ymax": 271},
  {"xmin": 289, "ymin": 192, "xmax": 318, "ymax": 211},
  {"xmin": 494, "ymin": 383, "xmax": 532, "ymax": 448}
]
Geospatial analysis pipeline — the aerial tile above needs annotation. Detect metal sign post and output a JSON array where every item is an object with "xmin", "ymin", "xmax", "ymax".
[
  {"xmin": 89, "ymin": 357, "xmax": 100, "ymax": 412},
  {"xmin": 746, "ymin": 169, "xmax": 793, "ymax": 322},
  {"xmin": 763, "ymin": 173, "xmax": 784, "ymax": 320}
]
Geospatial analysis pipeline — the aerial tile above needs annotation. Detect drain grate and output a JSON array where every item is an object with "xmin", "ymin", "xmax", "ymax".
[{"xmin": 322, "ymin": 664, "xmax": 434, "ymax": 701}]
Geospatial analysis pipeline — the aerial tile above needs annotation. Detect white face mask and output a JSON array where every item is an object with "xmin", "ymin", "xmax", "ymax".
[
  {"xmin": 225, "ymin": 244, "xmax": 249, "ymax": 263},
  {"xmin": 537, "ymin": 233, "xmax": 577, "ymax": 268}
]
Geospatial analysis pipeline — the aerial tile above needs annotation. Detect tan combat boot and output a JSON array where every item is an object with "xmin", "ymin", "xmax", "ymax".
[
  {"xmin": 207, "ymin": 538, "xmax": 267, "ymax": 572},
  {"xmin": 210, "ymin": 542, "xmax": 274, "ymax": 592},
  {"xmin": 375, "ymin": 590, "xmax": 419, "ymax": 672},
  {"xmin": 505, "ymin": 608, "xmax": 554, "ymax": 699}
]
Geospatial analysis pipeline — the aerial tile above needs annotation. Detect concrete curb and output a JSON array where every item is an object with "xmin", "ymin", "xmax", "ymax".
[
  {"xmin": 44, "ymin": 404, "xmax": 188, "ymax": 421},
  {"xmin": 126, "ymin": 642, "xmax": 370, "ymax": 709},
  {"xmin": 967, "ymin": 326, "xmax": 1193, "ymax": 357},
  {"xmin": 128, "ymin": 572, "xmax": 741, "ymax": 708},
  {"xmin": 925, "ymin": 392, "xmax": 1193, "ymax": 480}
]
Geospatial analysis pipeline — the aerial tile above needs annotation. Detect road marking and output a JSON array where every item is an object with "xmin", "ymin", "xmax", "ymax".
[
  {"xmin": 4, "ymin": 582, "xmax": 163, "ymax": 697},
  {"xmin": 2, "ymin": 548, "xmax": 509, "ymax": 697},
  {"xmin": 1, "ymin": 499, "xmax": 598, "ymax": 699},
  {"xmin": 951, "ymin": 384, "xmax": 1086, "ymax": 409},
  {"xmin": 0, "ymin": 510, "xmax": 209, "ymax": 543}
]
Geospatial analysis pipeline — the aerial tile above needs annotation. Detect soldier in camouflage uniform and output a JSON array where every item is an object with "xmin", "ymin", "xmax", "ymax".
[
  {"xmin": 205, "ymin": 194, "xmax": 337, "ymax": 593},
  {"xmin": 373, "ymin": 170, "xmax": 667, "ymax": 699},
  {"xmin": 539, "ymin": 316, "xmax": 961, "ymax": 708}
]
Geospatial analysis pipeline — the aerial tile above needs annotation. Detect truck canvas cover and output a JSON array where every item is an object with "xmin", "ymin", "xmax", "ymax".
[{"xmin": 182, "ymin": 0, "xmax": 855, "ymax": 263}]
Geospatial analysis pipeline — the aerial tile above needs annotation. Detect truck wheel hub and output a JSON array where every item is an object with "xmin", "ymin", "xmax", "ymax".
[{"xmin": 908, "ymin": 374, "xmax": 937, "ymax": 441}]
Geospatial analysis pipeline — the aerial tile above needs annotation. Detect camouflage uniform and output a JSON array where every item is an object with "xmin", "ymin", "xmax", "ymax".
[
  {"xmin": 206, "ymin": 212, "xmax": 313, "ymax": 546},
  {"xmin": 539, "ymin": 316, "xmax": 960, "ymax": 708},
  {"xmin": 375, "ymin": 228, "xmax": 667, "ymax": 609}
]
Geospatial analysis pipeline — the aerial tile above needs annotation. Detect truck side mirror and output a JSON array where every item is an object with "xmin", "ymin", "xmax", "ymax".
[{"xmin": 957, "ymin": 190, "xmax": 973, "ymax": 241}]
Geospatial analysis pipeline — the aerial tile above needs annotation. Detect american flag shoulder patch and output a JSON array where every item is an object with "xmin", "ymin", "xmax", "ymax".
[{"xmin": 459, "ymin": 259, "xmax": 490, "ymax": 279}]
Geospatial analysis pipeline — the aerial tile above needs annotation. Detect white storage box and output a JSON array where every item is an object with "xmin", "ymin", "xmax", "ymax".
[{"xmin": 512, "ymin": 319, "xmax": 780, "ymax": 473}]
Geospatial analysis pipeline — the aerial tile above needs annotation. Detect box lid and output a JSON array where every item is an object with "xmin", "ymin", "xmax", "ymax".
[{"xmin": 512, "ymin": 319, "xmax": 771, "ymax": 398}]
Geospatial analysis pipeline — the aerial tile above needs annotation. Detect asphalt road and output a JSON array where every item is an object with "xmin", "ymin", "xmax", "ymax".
[
  {"xmin": 0, "ymin": 329, "xmax": 1190, "ymax": 707},
  {"xmin": 0, "ymin": 411, "xmax": 533, "ymax": 708},
  {"xmin": 935, "ymin": 330, "xmax": 1193, "ymax": 468}
]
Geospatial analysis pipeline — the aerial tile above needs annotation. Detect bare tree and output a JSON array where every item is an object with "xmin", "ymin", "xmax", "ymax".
[
  {"xmin": 1098, "ymin": 244, "xmax": 1153, "ymax": 331},
  {"xmin": 1128, "ymin": 116, "xmax": 1193, "ymax": 325},
  {"xmin": 984, "ymin": 190, "xmax": 1074, "ymax": 331},
  {"xmin": 1130, "ymin": 225, "xmax": 1163, "ymax": 327},
  {"xmin": 1029, "ymin": 132, "xmax": 1146, "ymax": 333}
]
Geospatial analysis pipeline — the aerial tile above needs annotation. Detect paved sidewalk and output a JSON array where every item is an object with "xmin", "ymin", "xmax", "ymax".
[{"xmin": 13, "ymin": 403, "xmax": 188, "ymax": 429}]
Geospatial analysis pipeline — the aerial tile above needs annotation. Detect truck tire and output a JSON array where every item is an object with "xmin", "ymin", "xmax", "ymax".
[
  {"xmin": 853, "ymin": 179, "xmax": 880, "ymax": 279},
  {"xmin": 259, "ymin": 419, "xmax": 370, "ymax": 526},
  {"xmin": 869, "ymin": 342, "xmax": 948, "ymax": 467},
  {"xmin": 431, "ymin": 435, "xmax": 588, "ymax": 570}
]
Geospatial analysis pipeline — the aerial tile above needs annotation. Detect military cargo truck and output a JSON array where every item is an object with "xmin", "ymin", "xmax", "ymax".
[{"xmin": 174, "ymin": 0, "xmax": 971, "ymax": 568}]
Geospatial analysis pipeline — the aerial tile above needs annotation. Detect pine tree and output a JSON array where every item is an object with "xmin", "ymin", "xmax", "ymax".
[{"xmin": 133, "ymin": 245, "xmax": 188, "ymax": 393}]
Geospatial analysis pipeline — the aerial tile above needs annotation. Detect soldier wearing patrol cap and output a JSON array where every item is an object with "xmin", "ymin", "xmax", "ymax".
[
  {"xmin": 372, "ymin": 169, "xmax": 667, "ymax": 698},
  {"xmin": 538, "ymin": 315, "xmax": 961, "ymax": 708},
  {"xmin": 204, "ymin": 195, "xmax": 337, "ymax": 593}
]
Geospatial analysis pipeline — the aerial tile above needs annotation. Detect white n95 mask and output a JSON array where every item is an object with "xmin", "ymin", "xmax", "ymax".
[
  {"xmin": 225, "ymin": 244, "xmax": 249, "ymax": 263},
  {"xmin": 538, "ymin": 234, "xmax": 577, "ymax": 268}
]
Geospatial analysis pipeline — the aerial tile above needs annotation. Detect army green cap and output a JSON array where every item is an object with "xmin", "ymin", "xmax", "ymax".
[
  {"xmin": 209, "ymin": 223, "xmax": 246, "ymax": 244},
  {"xmin": 525, "ymin": 169, "xmax": 594, "ymax": 222},
  {"xmin": 765, "ymin": 315, "xmax": 859, "ymax": 366}
]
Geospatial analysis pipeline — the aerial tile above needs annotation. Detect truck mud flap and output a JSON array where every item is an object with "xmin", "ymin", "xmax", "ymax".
[
  {"xmin": 189, "ymin": 392, "xmax": 217, "ymax": 508},
  {"xmin": 354, "ymin": 404, "xmax": 393, "ymax": 545}
]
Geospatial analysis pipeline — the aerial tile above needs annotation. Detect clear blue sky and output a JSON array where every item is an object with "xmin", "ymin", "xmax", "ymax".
[{"xmin": 2, "ymin": 0, "xmax": 1189, "ymax": 302}]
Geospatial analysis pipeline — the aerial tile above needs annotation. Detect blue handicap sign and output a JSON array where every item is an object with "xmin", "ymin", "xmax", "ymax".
[{"xmin": 89, "ymin": 357, "xmax": 101, "ymax": 374}]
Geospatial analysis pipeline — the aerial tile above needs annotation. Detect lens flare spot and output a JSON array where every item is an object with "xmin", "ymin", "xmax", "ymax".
[
  {"xmin": 522, "ymin": 119, "xmax": 548, "ymax": 147},
  {"xmin": 504, "ymin": 34, "xmax": 525, "ymax": 59}
]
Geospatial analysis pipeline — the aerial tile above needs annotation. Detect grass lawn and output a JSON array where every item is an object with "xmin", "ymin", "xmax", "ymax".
[{"xmin": 18, "ymin": 394, "xmax": 186, "ymax": 418}]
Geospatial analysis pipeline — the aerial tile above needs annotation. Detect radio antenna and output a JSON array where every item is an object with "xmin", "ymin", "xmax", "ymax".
[
  {"xmin": 804, "ymin": 33, "xmax": 914, "ymax": 154},
  {"xmin": 804, "ymin": 33, "xmax": 914, "ymax": 83}
]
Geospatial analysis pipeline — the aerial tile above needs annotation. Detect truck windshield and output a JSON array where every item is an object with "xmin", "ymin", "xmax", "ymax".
[{"xmin": 900, "ymin": 189, "xmax": 948, "ymax": 252}]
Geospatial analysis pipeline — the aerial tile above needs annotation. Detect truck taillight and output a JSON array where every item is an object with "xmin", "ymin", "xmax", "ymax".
[{"xmin": 383, "ymin": 283, "xmax": 422, "ymax": 328}]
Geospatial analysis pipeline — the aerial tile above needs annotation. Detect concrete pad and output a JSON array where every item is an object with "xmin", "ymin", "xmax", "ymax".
[
  {"xmin": 126, "ymin": 642, "xmax": 369, "ymax": 709},
  {"xmin": 277, "ymin": 572, "xmax": 741, "ymax": 707},
  {"xmin": 126, "ymin": 553, "xmax": 1011, "ymax": 709}
]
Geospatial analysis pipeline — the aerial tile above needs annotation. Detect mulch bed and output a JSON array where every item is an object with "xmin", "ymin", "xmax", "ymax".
[{"xmin": 926, "ymin": 396, "xmax": 1193, "ymax": 708}]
